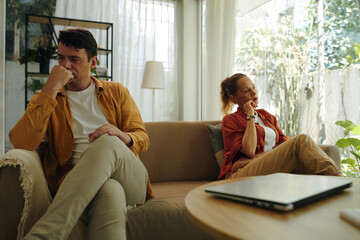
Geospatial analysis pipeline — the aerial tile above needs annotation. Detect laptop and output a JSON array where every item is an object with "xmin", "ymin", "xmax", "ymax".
[{"xmin": 205, "ymin": 173, "xmax": 352, "ymax": 211}]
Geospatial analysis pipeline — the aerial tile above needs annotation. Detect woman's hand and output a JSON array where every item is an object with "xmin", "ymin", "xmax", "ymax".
[
  {"xmin": 240, "ymin": 100, "xmax": 258, "ymax": 158},
  {"xmin": 231, "ymin": 153, "xmax": 266, "ymax": 172},
  {"xmin": 231, "ymin": 159, "xmax": 251, "ymax": 172},
  {"xmin": 242, "ymin": 100, "xmax": 258, "ymax": 115}
]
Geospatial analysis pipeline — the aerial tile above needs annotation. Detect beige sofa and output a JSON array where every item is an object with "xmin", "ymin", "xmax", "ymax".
[{"xmin": 0, "ymin": 121, "xmax": 341, "ymax": 240}]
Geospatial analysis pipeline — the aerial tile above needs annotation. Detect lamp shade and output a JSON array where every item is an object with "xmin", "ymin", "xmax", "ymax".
[{"xmin": 141, "ymin": 61, "xmax": 165, "ymax": 89}]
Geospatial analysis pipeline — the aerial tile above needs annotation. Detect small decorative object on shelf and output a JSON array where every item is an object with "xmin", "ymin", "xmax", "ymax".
[
  {"xmin": 20, "ymin": 35, "xmax": 58, "ymax": 74},
  {"xmin": 96, "ymin": 67, "xmax": 108, "ymax": 77}
]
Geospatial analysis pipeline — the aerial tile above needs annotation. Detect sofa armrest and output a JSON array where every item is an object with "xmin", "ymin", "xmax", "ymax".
[
  {"xmin": 0, "ymin": 149, "xmax": 52, "ymax": 240},
  {"xmin": 318, "ymin": 144, "xmax": 341, "ymax": 171}
]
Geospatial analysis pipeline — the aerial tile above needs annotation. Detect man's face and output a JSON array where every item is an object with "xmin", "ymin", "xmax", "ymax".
[{"xmin": 57, "ymin": 42, "xmax": 97, "ymax": 88}]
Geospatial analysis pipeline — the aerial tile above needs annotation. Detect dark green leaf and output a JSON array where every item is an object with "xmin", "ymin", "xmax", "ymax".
[{"xmin": 350, "ymin": 151, "xmax": 360, "ymax": 160}]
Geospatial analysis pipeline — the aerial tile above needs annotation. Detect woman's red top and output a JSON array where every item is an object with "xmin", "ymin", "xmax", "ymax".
[{"xmin": 218, "ymin": 108, "xmax": 290, "ymax": 179}]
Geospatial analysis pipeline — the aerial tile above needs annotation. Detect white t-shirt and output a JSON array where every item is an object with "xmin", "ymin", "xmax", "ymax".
[
  {"xmin": 254, "ymin": 113, "xmax": 276, "ymax": 152},
  {"xmin": 66, "ymin": 81, "xmax": 108, "ymax": 164}
]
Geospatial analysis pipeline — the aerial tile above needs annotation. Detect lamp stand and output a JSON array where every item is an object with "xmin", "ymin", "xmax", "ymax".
[{"xmin": 152, "ymin": 89, "xmax": 155, "ymax": 121}]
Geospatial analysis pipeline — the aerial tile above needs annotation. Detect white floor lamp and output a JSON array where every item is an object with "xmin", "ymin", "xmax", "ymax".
[{"xmin": 141, "ymin": 61, "xmax": 165, "ymax": 121}]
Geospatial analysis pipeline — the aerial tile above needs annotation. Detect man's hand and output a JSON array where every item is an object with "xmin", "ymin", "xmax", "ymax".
[
  {"xmin": 42, "ymin": 65, "xmax": 74, "ymax": 98},
  {"xmin": 89, "ymin": 124, "xmax": 132, "ymax": 146}
]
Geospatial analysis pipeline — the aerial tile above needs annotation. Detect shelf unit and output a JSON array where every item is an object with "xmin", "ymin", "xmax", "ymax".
[{"xmin": 24, "ymin": 14, "xmax": 113, "ymax": 109}]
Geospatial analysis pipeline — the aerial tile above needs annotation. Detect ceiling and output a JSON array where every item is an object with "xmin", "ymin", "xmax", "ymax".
[{"xmin": 237, "ymin": 0, "xmax": 270, "ymax": 16}]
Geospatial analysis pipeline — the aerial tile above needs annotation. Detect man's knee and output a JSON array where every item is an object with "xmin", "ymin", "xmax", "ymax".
[
  {"xmin": 84, "ymin": 179, "xmax": 127, "ymax": 238},
  {"xmin": 89, "ymin": 135, "xmax": 129, "ymax": 157},
  {"xmin": 98, "ymin": 179, "xmax": 126, "ymax": 203},
  {"xmin": 88, "ymin": 179, "xmax": 127, "ymax": 220},
  {"xmin": 93, "ymin": 134, "xmax": 125, "ymax": 148}
]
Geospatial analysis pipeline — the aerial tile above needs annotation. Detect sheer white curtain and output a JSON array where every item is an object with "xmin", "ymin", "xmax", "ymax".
[
  {"xmin": 55, "ymin": 0, "xmax": 178, "ymax": 122},
  {"xmin": 201, "ymin": 0, "xmax": 238, "ymax": 120}
]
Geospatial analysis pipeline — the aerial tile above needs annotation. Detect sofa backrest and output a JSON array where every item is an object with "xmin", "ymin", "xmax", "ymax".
[{"xmin": 139, "ymin": 121, "xmax": 221, "ymax": 183}]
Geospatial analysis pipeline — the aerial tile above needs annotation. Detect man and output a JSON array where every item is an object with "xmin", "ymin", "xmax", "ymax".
[{"xmin": 9, "ymin": 28, "xmax": 152, "ymax": 240}]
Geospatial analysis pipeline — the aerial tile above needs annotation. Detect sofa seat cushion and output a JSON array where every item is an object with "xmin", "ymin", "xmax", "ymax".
[
  {"xmin": 126, "ymin": 181, "xmax": 216, "ymax": 240},
  {"xmin": 151, "ymin": 181, "xmax": 212, "ymax": 198}
]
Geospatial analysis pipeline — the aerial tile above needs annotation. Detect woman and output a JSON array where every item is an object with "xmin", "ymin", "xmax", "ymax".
[{"xmin": 218, "ymin": 73, "xmax": 340, "ymax": 179}]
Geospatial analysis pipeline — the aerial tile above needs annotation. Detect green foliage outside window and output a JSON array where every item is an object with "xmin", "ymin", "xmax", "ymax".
[
  {"xmin": 235, "ymin": 13, "xmax": 314, "ymax": 137},
  {"xmin": 306, "ymin": 0, "xmax": 360, "ymax": 70},
  {"xmin": 235, "ymin": 0, "xmax": 360, "ymax": 137},
  {"xmin": 346, "ymin": 42, "xmax": 360, "ymax": 65}
]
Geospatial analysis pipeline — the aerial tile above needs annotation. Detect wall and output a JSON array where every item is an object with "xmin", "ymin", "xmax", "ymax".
[
  {"xmin": 5, "ymin": 61, "xmax": 27, "ymax": 152},
  {"xmin": 0, "ymin": 1, "xmax": 5, "ymax": 154}
]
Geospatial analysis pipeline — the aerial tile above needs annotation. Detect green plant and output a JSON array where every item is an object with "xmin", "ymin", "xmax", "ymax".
[
  {"xmin": 19, "ymin": 38, "xmax": 57, "ymax": 64},
  {"xmin": 346, "ymin": 42, "xmax": 360, "ymax": 64},
  {"xmin": 306, "ymin": 0, "xmax": 360, "ymax": 70},
  {"xmin": 335, "ymin": 120, "xmax": 360, "ymax": 178},
  {"xmin": 27, "ymin": 78, "xmax": 45, "ymax": 93},
  {"xmin": 91, "ymin": 59, "xmax": 101, "ymax": 76}
]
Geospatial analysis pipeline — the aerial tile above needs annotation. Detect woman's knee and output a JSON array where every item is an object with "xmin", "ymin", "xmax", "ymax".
[
  {"xmin": 292, "ymin": 133, "xmax": 315, "ymax": 146},
  {"xmin": 294, "ymin": 133, "xmax": 308, "ymax": 141}
]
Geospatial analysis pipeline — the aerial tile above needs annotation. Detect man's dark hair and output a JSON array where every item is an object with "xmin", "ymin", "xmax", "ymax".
[{"xmin": 58, "ymin": 28, "xmax": 97, "ymax": 61}]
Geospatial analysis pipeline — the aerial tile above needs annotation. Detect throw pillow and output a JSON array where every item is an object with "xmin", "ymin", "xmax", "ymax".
[{"xmin": 206, "ymin": 124, "xmax": 225, "ymax": 168}]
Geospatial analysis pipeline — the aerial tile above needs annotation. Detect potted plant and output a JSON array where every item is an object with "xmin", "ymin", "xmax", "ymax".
[
  {"xmin": 335, "ymin": 120, "xmax": 360, "ymax": 178},
  {"xmin": 27, "ymin": 78, "xmax": 45, "ymax": 94},
  {"xmin": 20, "ymin": 35, "xmax": 58, "ymax": 74}
]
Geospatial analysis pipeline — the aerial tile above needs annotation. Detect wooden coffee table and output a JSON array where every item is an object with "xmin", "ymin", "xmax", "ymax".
[{"xmin": 185, "ymin": 177, "xmax": 360, "ymax": 240}]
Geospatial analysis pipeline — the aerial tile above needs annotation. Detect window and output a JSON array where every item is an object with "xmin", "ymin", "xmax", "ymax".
[{"xmin": 234, "ymin": 0, "xmax": 360, "ymax": 144}]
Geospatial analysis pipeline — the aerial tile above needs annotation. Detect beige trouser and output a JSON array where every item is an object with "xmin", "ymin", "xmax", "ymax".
[
  {"xmin": 230, "ymin": 134, "xmax": 340, "ymax": 178},
  {"xmin": 23, "ymin": 135, "xmax": 149, "ymax": 240}
]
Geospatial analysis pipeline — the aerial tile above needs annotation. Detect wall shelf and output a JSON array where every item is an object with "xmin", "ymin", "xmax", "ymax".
[{"xmin": 24, "ymin": 14, "xmax": 113, "ymax": 108}]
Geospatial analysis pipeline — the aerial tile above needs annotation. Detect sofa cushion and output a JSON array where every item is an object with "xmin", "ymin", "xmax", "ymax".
[
  {"xmin": 140, "ymin": 121, "xmax": 221, "ymax": 183},
  {"xmin": 127, "ymin": 181, "xmax": 216, "ymax": 240},
  {"xmin": 206, "ymin": 124, "xmax": 225, "ymax": 168},
  {"xmin": 151, "ymin": 181, "xmax": 211, "ymax": 199}
]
